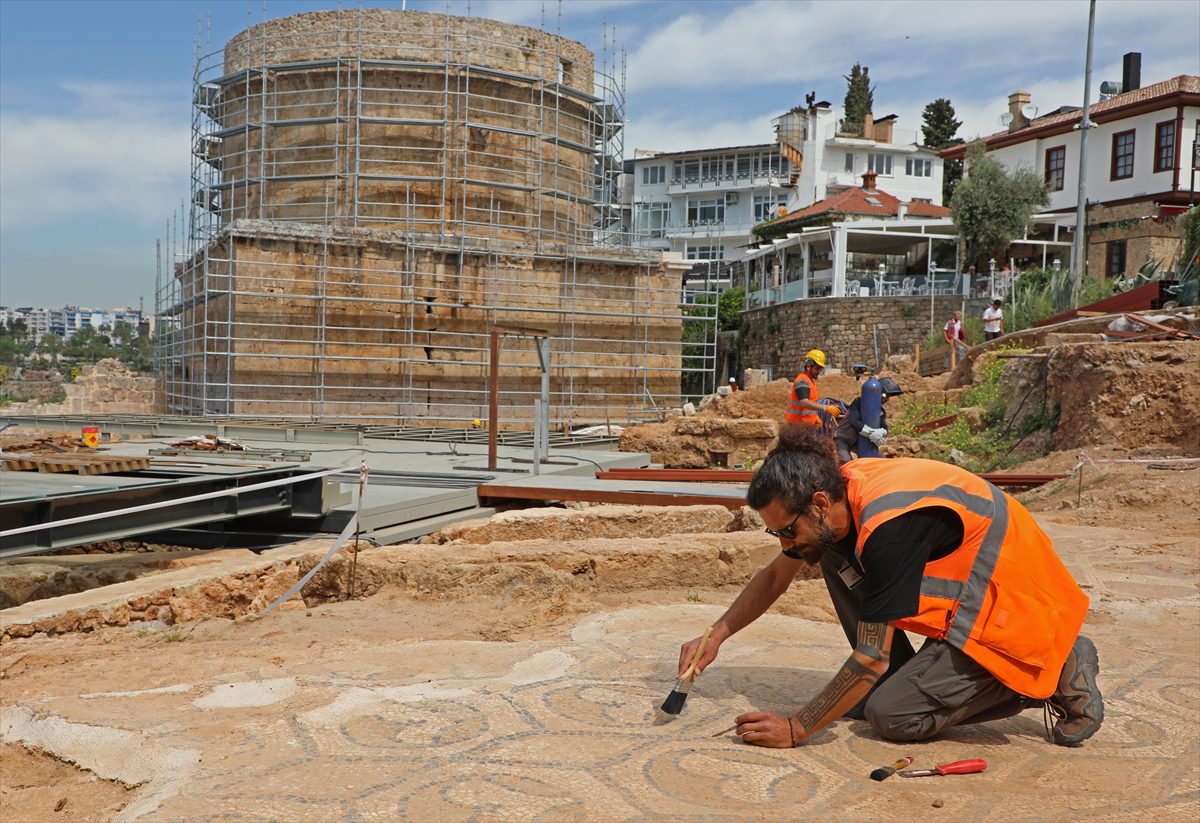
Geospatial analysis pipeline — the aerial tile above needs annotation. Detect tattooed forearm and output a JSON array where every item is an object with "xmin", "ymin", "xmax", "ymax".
[
  {"xmin": 796, "ymin": 657, "xmax": 878, "ymax": 730},
  {"xmin": 790, "ymin": 623, "xmax": 893, "ymax": 738},
  {"xmin": 854, "ymin": 620, "xmax": 892, "ymax": 663}
]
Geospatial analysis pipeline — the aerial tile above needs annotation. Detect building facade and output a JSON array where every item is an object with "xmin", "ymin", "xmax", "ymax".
[
  {"xmin": 942, "ymin": 60, "xmax": 1199, "ymax": 279},
  {"xmin": 629, "ymin": 144, "xmax": 790, "ymax": 263},
  {"xmin": 627, "ymin": 101, "xmax": 943, "ymax": 274}
]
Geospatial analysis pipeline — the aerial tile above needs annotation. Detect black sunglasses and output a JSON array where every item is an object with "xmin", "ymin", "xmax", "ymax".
[{"xmin": 765, "ymin": 511, "xmax": 803, "ymax": 540}]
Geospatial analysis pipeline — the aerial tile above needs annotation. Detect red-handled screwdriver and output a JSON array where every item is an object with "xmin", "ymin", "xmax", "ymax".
[{"xmin": 898, "ymin": 758, "xmax": 987, "ymax": 778}]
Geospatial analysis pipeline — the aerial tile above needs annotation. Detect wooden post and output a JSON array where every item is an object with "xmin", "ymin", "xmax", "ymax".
[
  {"xmin": 488, "ymin": 329, "xmax": 500, "ymax": 470},
  {"xmin": 914, "ymin": 342, "xmax": 921, "ymax": 374}
]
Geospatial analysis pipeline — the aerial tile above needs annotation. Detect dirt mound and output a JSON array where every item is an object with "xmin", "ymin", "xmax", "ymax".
[
  {"xmin": 1012, "ymin": 446, "xmax": 1200, "ymax": 532},
  {"xmin": 1006, "ymin": 340, "xmax": 1200, "ymax": 454},
  {"xmin": 424, "ymin": 505, "xmax": 745, "ymax": 544},
  {"xmin": 298, "ymin": 531, "xmax": 822, "ymax": 607}
]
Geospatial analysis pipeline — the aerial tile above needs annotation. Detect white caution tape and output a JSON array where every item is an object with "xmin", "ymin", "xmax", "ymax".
[
  {"xmin": 253, "ymin": 511, "xmax": 360, "ymax": 618},
  {"xmin": 1070, "ymin": 450, "xmax": 1199, "ymax": 474},
  {"xmin": 254, "ymin": 460, "xmax": 370, "ymax": 618},
  {"xmin": 0, "ymin": 466, "xmax": 350, "ymax": 539}
]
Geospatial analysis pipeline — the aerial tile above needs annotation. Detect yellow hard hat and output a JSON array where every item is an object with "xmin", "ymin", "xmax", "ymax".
[
  {"xmin": 805, "ymin": 349, "xmax": 827, "ymax": 368},
  {"xmin": 471, "ymin": 419, "xmax": 482, "ymax": 428}
]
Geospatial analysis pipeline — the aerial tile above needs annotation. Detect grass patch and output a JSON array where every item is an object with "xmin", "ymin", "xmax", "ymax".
[{"xmin": 892, "ymin": 347, "xmax": 1048, "ymax": 471}]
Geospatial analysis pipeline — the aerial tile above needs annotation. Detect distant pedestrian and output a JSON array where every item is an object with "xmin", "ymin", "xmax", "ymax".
[
  {"xmin": 943, "ymin": 311, "xmax": 967, "ymax": 368},
  {"xmin": 983, "ymin": 300, "xmax": 1005, "ymax": 342}
]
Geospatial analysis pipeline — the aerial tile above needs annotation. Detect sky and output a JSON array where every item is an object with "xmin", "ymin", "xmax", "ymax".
[{"xmin": 1, "ymin": 0, "xmax": 1196, "ymax": 309}]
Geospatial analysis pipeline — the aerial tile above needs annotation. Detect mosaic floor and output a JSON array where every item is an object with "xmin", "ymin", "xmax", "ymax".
[{"xmin": 3, "ymin": 520, "xmax": 1198, "ymax": 821}]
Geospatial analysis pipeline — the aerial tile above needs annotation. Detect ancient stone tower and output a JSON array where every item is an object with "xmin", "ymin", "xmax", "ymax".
[{"xmin": 158, "ymin": 9, "xmax": 692, "ymax": 426}]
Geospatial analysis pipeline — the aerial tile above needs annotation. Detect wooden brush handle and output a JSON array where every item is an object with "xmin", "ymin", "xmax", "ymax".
[{"xmin": 681, "ymin": 627, "xmax": 715, "ymax": 682}]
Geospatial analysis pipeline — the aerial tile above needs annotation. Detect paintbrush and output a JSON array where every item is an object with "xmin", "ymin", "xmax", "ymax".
[
  {"xmin": 869, "ymin": 755, "xmax": 914, "ymax": 781},
  {"xmin": 660, "ymin": 627, "xmax": 713, "ymax": 715}
]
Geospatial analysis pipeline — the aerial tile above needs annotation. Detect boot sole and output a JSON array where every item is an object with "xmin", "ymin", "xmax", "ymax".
[{"xmin": 1052, "ymin": 635, "xmax": 1104, "ymax": 746}]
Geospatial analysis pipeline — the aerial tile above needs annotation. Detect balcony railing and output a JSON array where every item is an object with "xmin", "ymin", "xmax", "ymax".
[{"xmin": 666, "ymin": 169, "xmax": 787, "ymax": 194}]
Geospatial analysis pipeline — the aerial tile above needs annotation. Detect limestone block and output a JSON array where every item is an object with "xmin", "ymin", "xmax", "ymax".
[{"xmin": 721, "ymin": 419, "xmax": 777, "ymax": 440}]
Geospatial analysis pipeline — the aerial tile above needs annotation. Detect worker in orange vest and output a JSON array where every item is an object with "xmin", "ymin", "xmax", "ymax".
[
  {"xmin": 676, "ymin": 425, "xmax": 1102, "ymax": 749},
  {"xmin": 785, "ymin": 349, "xmax": 842, "ymax": 427}
]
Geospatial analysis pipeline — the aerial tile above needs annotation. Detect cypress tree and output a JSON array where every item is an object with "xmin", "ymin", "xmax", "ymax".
[
  {"xmin": 922, "ymin": 98, "xmax": 965, "ymax": 202},
  {"xmin": 842, "ymin": 63, "xmax": 874, "ymax": 134}
]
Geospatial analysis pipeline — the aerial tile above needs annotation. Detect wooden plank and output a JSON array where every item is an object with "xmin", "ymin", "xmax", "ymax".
[
  {"xmin": 477, "ymin": 482, "xmax": 746, "ymax": 508},
  {"xmin": 913, "ymin": 413, "xmax": 959, "ymax": 433},
  {"xmin": 0, "ymin": 453, "xmax": 150, "ymax": 476},
  {"xmin": 597, "ymin": 469, "xmax": 754, "ymax": 482}
]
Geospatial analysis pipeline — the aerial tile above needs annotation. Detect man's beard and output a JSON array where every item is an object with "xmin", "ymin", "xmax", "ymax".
[{"xmin": 798, "ymin": 522, "xmax": 841, "ymax": 564}]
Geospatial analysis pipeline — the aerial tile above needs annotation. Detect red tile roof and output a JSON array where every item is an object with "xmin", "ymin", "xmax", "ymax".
[
  {"xmin": 941, "ymin": 75, "xmax": 1200, "ymax": 159},
  {"xmin": 769, "ymin": 185, "xmax": 950, "ymax": 227}
]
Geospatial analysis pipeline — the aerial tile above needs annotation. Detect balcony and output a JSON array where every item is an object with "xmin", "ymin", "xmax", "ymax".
[
  {"xmin": 666, "ymin": 171, "xmax": 786, "ymax": 195},
  {"xmin": 664, "ymin": 218, "xmax": 758, "ymax": 239},
  {"xmin": 825, "ymin": 124, "xmax": 920, "ymax": 147}
]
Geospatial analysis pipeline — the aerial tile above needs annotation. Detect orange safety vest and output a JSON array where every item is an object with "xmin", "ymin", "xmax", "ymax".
[
  {"xmin": 844, "ymin": 458, "xmax": 1088, "ymax": 698},
  {"xmin": 785, "ymin": 372, "xmax": 820, "ymax": 426}
]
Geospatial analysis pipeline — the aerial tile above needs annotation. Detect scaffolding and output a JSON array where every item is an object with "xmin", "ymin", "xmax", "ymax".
[{"xmin": 157, "ymin": 8, "xmax": 716, "ymax": 427}]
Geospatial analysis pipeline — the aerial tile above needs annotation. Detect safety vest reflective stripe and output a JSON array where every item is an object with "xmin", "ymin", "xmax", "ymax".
[
  {"xmin": 845, "ymin": 458, "xmax": 1088, "ymax": 698},
  {"xmin": 862, "ymin": 483, "xmax": 1008, "ymax": 649},
  {"xmin": 919, "ymin": 576, "xmax": 965, "ymax": 600},
  {"xmin": 786, "ymin": 373, "xmax": 820, "ymax": 424}
]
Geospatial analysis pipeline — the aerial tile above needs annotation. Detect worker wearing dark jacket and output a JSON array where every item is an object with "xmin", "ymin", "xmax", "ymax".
[
  {"xmin": 676, "ymin": 426, "xmax": 1103, "ymax": 749},
  {"xmin": 833, "ymin": 377, "xmax": 901, "ymax": 463}
]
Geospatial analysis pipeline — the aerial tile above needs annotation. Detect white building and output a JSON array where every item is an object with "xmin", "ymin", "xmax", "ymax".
[
  {"xmin": 942, "ymin": 57, "xmax": 1199, "ymax": 277},
  {"xmin": 626, "ymin": 101, "xmax": 943, "ymax": 276},
  {"xmin": 774, "ymin": 102, "xmax": 944, "ymax": 212},
  {"xmin": 629, "ymin": 144, "xmax": 791, "ymax": 264}
]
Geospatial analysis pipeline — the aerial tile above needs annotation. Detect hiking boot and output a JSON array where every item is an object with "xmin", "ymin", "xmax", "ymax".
[{"xmin": 1046, "ymin": 634, "xmax": 1104, "ymax": 746}]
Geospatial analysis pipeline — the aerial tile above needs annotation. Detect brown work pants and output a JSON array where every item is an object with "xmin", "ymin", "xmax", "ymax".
[{"xmin": 820, "ymin": 550, "xmax": 1034, "ymax": 741}]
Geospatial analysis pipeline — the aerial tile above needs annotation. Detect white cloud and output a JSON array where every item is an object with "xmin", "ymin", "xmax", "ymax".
[
  {"xmin": 626, "ymin": 0, "xmax": 1197, "ymax": 95},
  {"xmin": 0, "ymin": 81, "xmax": 189, "ymax": 229},
  {"xmin": 626, "ymin": 109, "xmax": 775, "ymax": 154}
]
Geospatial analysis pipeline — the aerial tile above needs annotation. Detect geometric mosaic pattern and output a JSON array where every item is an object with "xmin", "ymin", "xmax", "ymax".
[{"xmin": 3, "ymin": 520, "xmax": 1198, "ymax": 821}]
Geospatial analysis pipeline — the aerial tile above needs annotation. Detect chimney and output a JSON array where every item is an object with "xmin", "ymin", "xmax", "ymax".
[
  {"xmin": 1008, "ymin": 90, "xmax": 1032, "ymax": 129},
  {"xmin": 897, "ymin": 202, "xmax": 908, "ymax": 219},
  {"xmin": 863, "ymin": 111, "xmax": 874, "ymax": 139},
  {"xmin": 862, "ymin": 170, "xmax": 877, "ymax": 191},
  {"xmin": 1122, "ymin": 52, "xmax": 1141, "ymax": 92}
]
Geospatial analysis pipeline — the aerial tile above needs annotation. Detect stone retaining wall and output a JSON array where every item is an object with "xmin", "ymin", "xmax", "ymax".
[
  {"xmin": 742, "ymin": 295, "xmax": 990, "ymax": 378},
  {"xmin": 1, "ymin": 359, "xmax": 160, "ymax": 416}
]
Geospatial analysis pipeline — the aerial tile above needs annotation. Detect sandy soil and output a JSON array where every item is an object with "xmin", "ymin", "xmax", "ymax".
[
  {"xmin": 0, "ymin": 744, "xmax": 134, "ymax": 822},
  {"xmin": 2, "ymin": 456, "xmax": 1197, "ymax": 821}
]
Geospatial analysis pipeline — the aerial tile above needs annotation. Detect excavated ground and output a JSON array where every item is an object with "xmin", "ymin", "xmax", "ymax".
[{"xmin": 2, "ymin": 461, "xmax": 1198, "ymax": 821}]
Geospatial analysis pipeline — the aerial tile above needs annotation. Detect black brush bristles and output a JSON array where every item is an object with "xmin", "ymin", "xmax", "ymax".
[{"xmin": 660, "ymin": 679, "xmax": 692, "ymax": 714}]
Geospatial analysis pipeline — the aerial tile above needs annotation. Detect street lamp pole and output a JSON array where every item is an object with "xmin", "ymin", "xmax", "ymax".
[{"xmin": 1070, "ymin": 0, "xmax": 1097, "ymax": 308}]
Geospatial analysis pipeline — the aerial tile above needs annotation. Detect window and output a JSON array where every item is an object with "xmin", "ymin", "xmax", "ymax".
[
  {"xmin": 753, "ymin": 195, "xmax": 787, "ymax": 221},
  {"xmin": 1106, "ymin": 240, "xmax": 1127, "ymax": 277},
  {"xmin": 634, "ymin": 202, "xmax": 669, "ymax": 238},
  {"xmin": 686, "ymin": 244, "xmax": 722, "ymax": 261},
  {"xmin": 736, "ymin": 156, "xmax": 751, "ymax": 177},
  {"xmin": 641, "ymin": 165, "xmax": 665, "ymax": 185},
  {"xmin": 686, "ymin": 198, "xmax": 724, "ymax": 224},
  {"xmin": 844, "ymin": 152, "xmax": 854, "ymax": 172},
  {"xmin": 867, "ymin": 153, "xmax": 893, "ymax": 175},
  {"xmin": 912, "ymin": 198, "xmax": 932, "ymax": 204},
  {"xmin": 1044, "ymin": 146, "xmax": 1066, "ymax": 191},
  {"xmin": 1154, "ymin": 121, "xmax": 1177, "ymax": 173},
  {"xmin": 1111, "ymin": 129, "xmax": 1135, "ymax": 179},
  {"xmin": 905, "ymin": 158, "xmax": 933, "ymax": 177}
]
